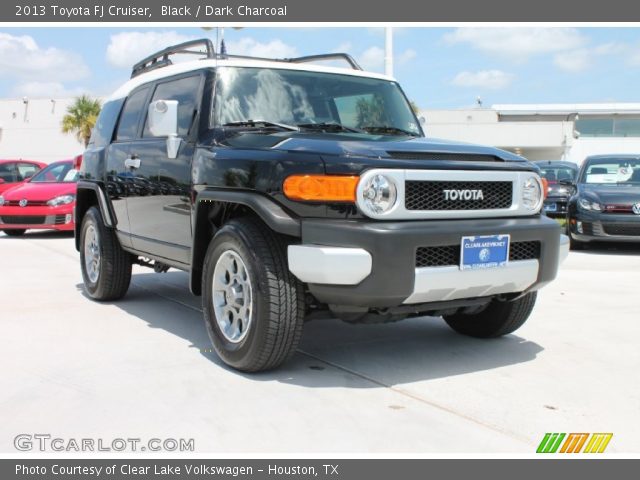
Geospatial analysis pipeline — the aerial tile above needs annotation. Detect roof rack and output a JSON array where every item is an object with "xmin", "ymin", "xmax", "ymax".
[
  {"xmin": 286, "ymin": 53, "xmax": 362, "ymax": 70},
  {"xmin": 131, "ymin": 39, "xmax": 363, "ymax": 79},
  {"xmin": 131, "ymin": 39, "xmax": 216, "ymax": 78}
]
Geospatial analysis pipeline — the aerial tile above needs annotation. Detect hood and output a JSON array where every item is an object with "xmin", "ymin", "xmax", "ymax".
[
  {"xmin": 1, "ymin": 181, "xmax": 76, "ymax": 202},
  {"xmin": 218, "ymin": 132, "xmax": 532, "ymax": 174},
  {"xmin": 580, "ymin": 184, "xmax": 640, "ymax": 204}
]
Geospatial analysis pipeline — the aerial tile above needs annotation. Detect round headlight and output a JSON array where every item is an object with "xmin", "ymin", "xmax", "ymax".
[
  {"xmin": 522, "ymin": 176, "xmax": 542, "ymax": 211},
  {"xmin": 360, "ymin": 174, "xmax": 397, "ymax": 215},
  {"xmin": 578, "ymin": 197, "xmax": 603, "ymax": 211}
]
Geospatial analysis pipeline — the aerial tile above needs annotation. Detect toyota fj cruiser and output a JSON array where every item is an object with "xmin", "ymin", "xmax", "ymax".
[{"xmin": 75, "ymin": 39, "xmax": 569, "ymax": 372}]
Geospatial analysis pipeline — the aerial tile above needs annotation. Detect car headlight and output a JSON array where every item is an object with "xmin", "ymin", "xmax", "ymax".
[
  {"xmin": 0, "ymin": 196, "xmax": 4, "ymax": 207},
  {"xmin": 522, "ymin": 176, "xmax": 543, "ymax": 211},
  {"xmin": 360, "ymin": 174, "xmax": 397, "ymax": 215},
  {"xmin": 578, "ymin": 197, "xmax": 603, "ymax": 211},
  {"xmin": 47, "ymin": 194, "xmax": 75, "ymax": 206}
]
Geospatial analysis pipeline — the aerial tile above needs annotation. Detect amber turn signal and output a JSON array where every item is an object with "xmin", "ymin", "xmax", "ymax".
[
  {"xmin": 541, "ymin": 178, "xmax": 549, "ymax": 199},
  {"xmin": 283, "ymin": 175, "xmax": 359, "ymax": 202}
]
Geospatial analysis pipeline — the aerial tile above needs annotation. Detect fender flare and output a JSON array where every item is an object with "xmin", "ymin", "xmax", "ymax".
[
  {"xmin": 75, "ymin": 180, "xmax": 116, "ymax": 250},
  {"xmin": 189, "ymin": 189, "xmax": 300, "ymax": 295}
]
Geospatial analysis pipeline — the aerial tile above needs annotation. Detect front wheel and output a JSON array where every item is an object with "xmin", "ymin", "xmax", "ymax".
[
  {"xmin": 80, "ymin": 206, "xmax": 132, "ymax": 301},
  {"xmin": 202, "ymin": 217, "xmax": 305, "ymax": 372},
  {"xmin": 3, "ymin": 229, "xmax": 26, "ymax": 237},
  {"xmin": 443, "ymin": 292, "xmax": 537, "ymax": 338}
]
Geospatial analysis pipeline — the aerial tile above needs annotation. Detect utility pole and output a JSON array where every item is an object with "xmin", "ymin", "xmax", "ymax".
[{"xmin": 385, "ymin": 27, "xmax": 393, "ymax": 77}]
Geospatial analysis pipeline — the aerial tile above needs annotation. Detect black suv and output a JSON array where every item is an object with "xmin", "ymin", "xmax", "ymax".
[{"xmin": 75, "ymin": 40, "xmax": 567, "ymax": 372}]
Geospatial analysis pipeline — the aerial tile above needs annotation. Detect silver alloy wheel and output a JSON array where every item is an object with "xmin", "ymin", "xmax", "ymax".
[
  {"xmin": 212, "ymin": 250, "xmax": 253, "ymax": 343},
  {"xmin": 84, "ymin": 224, "xmax": 101, "ymax": 284}
]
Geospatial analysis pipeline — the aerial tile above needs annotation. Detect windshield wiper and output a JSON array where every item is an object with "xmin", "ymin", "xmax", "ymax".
[
  {"xmin": 222, "ymin": 120, "xmax": 299, "ymax": 132},
  {"xmin": 296, "ymin": 122, "xmax": 363, "ymax": 133},
  {"xmin": 361, "ymin": 125, "xmax": 417, "ymax": 137}
]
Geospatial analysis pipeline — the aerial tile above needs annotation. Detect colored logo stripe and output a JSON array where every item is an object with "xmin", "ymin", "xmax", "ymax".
[
  {"xmin": 537, "ymin": 433, "xmax": 566, "ymax": 453},
  {"xmin": 560, "ymin": 433, "xmax": 589, "ymax": 453},
  {"xmin": 583, "ymin": 433, "xmax": 613, "ymax": 453}
]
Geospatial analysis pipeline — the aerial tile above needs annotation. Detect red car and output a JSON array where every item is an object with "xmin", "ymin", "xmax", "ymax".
[
  {"xmin": 0, "ymin": 159, "xmax": 46, "ymax": 195},
  {"xmin": 0, "ymin": 159, "xmax": 79, "ymax": 236}
]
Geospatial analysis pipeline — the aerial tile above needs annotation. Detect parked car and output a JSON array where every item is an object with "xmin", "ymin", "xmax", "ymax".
[
  {"xmin": 0, "ymin": 159, "xmax": 46, "ymax": 194},
  {"xmin": 567, "ymin": 155, "xmax": 640, "ymax": 249},
  {"xmin": 535, "ymin": 161, "xmax": 579, "ymax": 218},
  {"xmin": 75, "ymin": 39, "xmax": 567, "ymax": 372},
  {"xmin": 0, "ymin": 159, "xmax": 79, "ymax": 236}
]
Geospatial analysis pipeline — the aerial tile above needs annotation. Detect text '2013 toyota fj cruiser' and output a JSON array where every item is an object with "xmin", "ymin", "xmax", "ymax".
[{"xmin": 75, "ymin": 39, "xmax": 569, "ymax": 372}]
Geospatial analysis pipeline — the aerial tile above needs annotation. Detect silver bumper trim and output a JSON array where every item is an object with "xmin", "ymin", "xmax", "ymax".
[
  {"xmin": 403, "ymin": 259, "xmax": 539, "ymax": 304},
  {"xmin": 287, "ymin": 245, "xmax": 372, "ymax": 285}
]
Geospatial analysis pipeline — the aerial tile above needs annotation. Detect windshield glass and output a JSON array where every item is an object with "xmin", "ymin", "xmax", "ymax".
[
  {"xmin": 213, "ymin": 67, "xmax": 422, "ymax": 136},
  {"xmin": 539, "ymin": 166, "xmax": 577, "ymax": 184},
  {"xmin": 580, "ymin": 159, "xmax": 640, "ymax": 185},
  {"xmin": 30, "ymin": 162, "xmax": 78, "ymax": 183}
]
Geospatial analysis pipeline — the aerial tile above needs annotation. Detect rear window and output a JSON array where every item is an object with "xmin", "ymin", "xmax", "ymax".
[{"xmin": 90, "ymin": 99, "xmax": 124, "ymax": 147}]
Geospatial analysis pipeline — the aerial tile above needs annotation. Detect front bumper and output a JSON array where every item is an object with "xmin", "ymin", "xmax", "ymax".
[
  {"xmin": 0, "ymin": 205, "xmax": 75, "ymax": 231},
  {"xmin": 288, "ymin": 216, "xmax": 563, "ymax": 308},
  {"xmin": 569, "ymin": 211, "xmax": 640, "ymax": 243},
  {"xmin": 543, "ymin": 196, "xmax": 569, "ymax": 218}
]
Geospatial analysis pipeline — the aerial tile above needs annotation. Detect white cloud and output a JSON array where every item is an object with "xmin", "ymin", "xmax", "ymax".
[
  {"xmin": 11, "ymin": 81, "xmax": 86, "ymax": 98},
  {"xmin": 106, "ymin": 31, "xmax": 196, "ymax": 68},
  {"xmin": 398, "ymin": 49, "xmax": 417, "ymax": 65},
  {"xmin": 225, "ymin": 37, "xmax": 297, "ymax": 58},
  {"xmin": 452, "ymin": 70, "xmax": 514, "ymax": 90},
  {"xmin": 0, "ymin": 33, "xmax": 89, "ymax": 81},
  {"xmin": 443, "ymin": 28, "xmax": 586, "ymax": 61},
  {"xmin": 359, "ymin": 46, "xmax": 385, "ymax": 71},
  {"xmin": 554, "ymin": 49, "xmax": 592, "ymax": 73},
  {"xmin": 358, "ymin": 46, "xmax": 416, "ymax": 72}
]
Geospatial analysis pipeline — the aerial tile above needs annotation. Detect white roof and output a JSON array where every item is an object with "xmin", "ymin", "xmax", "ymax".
[
  {"xmin": 108, "ymin": 58, "xmax": 395, "ymax": 101},
  {"xmin": 493, "ymin": 103, "xmax": 640, "ymax": 115}
]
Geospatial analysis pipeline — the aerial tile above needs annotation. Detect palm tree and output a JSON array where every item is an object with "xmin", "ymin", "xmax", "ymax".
[{"xmin": 61, "ymin": 95, "xmax": 102, "ymax": 147}]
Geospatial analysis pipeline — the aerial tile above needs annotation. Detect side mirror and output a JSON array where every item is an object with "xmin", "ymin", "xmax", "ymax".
[{"xmin": 148, "ymin": 100, "xmax": 181, "ymax": 159}]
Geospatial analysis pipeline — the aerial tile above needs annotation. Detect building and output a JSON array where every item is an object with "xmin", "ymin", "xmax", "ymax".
[
  {"xmin": 424, "ymin": 103, "xmax": 640, "ymax": 164},
  {"xmin": 0, "ymin": 97, "xmax": 89, "ymax": 163}
]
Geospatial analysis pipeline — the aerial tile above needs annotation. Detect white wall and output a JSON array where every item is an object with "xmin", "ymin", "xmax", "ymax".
[{"xmin": 0, "ymin": 98, "xmax": 88, "ymax": 163}]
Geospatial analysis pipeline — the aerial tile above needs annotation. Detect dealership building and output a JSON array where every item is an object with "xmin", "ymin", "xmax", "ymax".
[{"xmin": 1, "ymin": 97, "xmax": 640, "ymax": 164}]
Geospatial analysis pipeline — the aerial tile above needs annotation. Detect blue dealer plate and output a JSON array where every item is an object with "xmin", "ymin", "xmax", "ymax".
[
  {"xmin": 460, "ymin": 235, "xmax": 510, "ymax": 270},
  {"xmin": 544, "ymin": 202, "xmax": 558, "ymax": 212}
]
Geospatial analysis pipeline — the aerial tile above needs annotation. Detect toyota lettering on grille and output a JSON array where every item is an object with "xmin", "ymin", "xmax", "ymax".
[{"xmin": 443, "ymin": 189, "xmax": 485, "ymax": 201}]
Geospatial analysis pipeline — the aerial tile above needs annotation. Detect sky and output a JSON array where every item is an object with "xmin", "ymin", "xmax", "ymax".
[{"xmin": 1, "ymin": 26, "xmax": 640, "ymax": 109}]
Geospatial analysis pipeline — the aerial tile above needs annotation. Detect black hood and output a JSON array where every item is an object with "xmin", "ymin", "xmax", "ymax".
[
  {"xmin": 218, "ymin": 132, "xmax": 532, "ymax": 174},
  {"xmin": 579, "ymin": 184, "xmax": 640, "ymax": 204}
]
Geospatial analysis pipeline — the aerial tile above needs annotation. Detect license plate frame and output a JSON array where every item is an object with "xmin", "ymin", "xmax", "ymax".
[{"xmin": 460, "ymin": 234, "xmax": 510, "ymax": 270}]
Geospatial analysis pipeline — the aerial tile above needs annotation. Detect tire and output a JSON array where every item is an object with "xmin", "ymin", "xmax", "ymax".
[
  {"xmin": 80, "ymin": 206, "xmax": 132, "ymax": 301},
  {"xmin": 202, "ymin": 217, "xmax": 305, "ymax": 372},
  {"xmin": 3, "ymin": 229, "xmax": 26, "ymax": 237},
  {"xmin": 443, "ymin": 292, "xmax": 537, "ymax": 338}
]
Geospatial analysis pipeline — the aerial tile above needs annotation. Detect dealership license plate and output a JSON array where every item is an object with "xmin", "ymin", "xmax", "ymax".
[
  {"xmin": 544, "ymin": 203, "xmax": 558, "ymax": 212},
  {"xmin": 460, "ymin": 235, "xmax": 510, "ymax": 270}
]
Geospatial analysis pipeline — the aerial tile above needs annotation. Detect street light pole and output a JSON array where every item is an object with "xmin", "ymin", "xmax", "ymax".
[{"xmin": 385, "ymin": 27, "xmax": 393, "ymax": 77}]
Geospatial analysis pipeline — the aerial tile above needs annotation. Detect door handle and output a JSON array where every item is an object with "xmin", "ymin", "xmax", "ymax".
[{"xmin": 124, "ymin": 156, "xmax": 141, "ymax": 169}]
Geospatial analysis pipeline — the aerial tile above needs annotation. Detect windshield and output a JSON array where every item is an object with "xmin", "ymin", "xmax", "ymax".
[
  {"xmin": 539, "ymin": 166, "xmax": 577, "ymax": 184},
  {"xmin": 30, "ymin": 162, "xmax": 78, "ymax": 183},
  {"xmin": 213, "ymin": 67, "xmax": 422, "ymax": 137},
  {"xmin": 580, "ymin": 159, "xmax": 640, "ymax": 185}
]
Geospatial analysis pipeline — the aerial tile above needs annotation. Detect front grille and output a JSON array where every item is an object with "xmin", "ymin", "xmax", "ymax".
[
  {"xmin": 416, "ymin": 241, "xmax": 541, "ymax": 267},
  {"xmin": 387, "ymin": 152, "xmax": 501, "ymax": 162},
  {"xmin": 1, "ymin": 215, "xmax": 46, "ymax": 225},
  {"xmin": 54, "ymin": 214, "xmax": 67, "ymax": 225},
  {"xmin": 405, "ymin": 180, "xmax": 512, "ymax": 210},
  {"xmin": 509, "ymin": 241, "xmax": 541, "ymax": 261},
  {"xmin": 3, "ymin": 200, "xmax": 47, "ymax": 207},
  {"xmin": 603, "ymin": 223, "xmax": 640, "ymax": 236}
]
